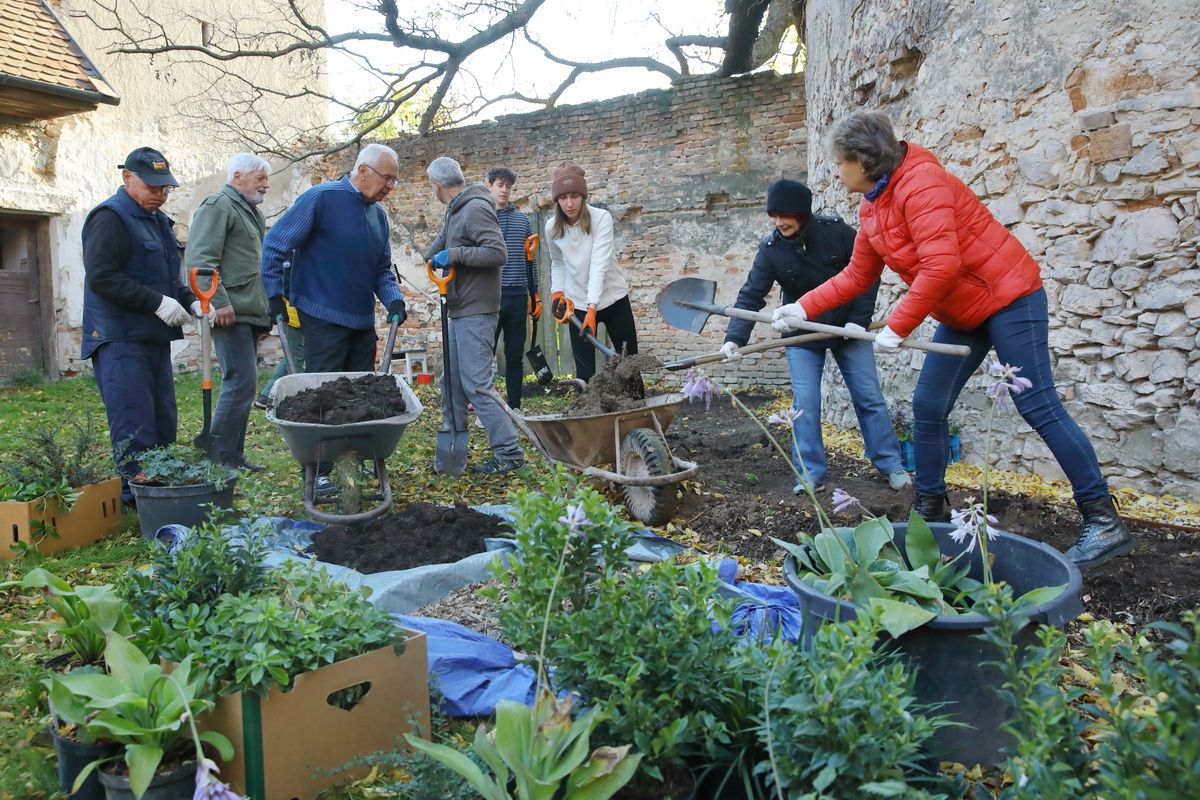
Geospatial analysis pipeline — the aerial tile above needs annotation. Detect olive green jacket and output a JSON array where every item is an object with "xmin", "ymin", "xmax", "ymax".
[{"xmin": 184, "ymin": 185, "xmax": 268, "ymax": 327}]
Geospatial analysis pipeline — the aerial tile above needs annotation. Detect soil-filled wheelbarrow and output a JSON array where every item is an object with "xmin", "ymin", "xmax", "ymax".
[
  {"xmin": 484, "ymin": 388, "xmax": 698, "ymax": 525},
  {"xmin": 267, "ymin": 372, "xmax": 423, "ymax": 525}
]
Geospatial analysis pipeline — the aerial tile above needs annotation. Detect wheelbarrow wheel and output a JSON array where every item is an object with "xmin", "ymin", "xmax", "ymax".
[{"xmin": 619, "ymin": 428, "xmax": 680, "ymax": 525}]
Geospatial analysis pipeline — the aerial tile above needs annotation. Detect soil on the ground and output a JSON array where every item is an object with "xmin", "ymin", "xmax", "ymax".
[
  {"xmin": 565, "ymin": 354, "xmax": 662, "ymax": 416},
  {"xmin": 276, "ymin": 374, "xmax": 407, "ymax": 424},
  {"xmin": 308, "ymin": 502, "xmax": 506, "ymax": 573},
  {"xmin": 666, "ymin": 393, "xmax": 1200, "ymax": 628}
]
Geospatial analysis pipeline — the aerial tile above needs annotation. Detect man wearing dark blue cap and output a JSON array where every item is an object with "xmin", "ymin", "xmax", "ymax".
[{"xmin": 82, "ymin": 146, "xmax": 207, "ymax": 504}]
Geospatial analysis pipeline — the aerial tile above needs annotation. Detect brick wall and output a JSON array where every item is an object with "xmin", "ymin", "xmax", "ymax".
[{"xmin": 336, "ymin": 70, "xmax": 809, "ymax": 388}]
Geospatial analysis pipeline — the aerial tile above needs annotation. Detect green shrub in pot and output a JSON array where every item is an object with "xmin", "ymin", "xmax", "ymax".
[
  {"xmin": 1, "ymin": 568, "xmax": 131, "ymax": 666},
  {"xmin": 129, "ymin": 444, "xmax": 236, "ymax": 489}
]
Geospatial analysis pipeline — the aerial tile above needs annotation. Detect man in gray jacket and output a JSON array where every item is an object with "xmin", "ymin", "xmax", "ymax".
[{"xmin": 425, "ymin": 156, "xmax": 524, "ymax": 475}]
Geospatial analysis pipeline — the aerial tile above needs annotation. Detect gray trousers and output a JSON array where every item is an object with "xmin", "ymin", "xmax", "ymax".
[
  {"xmin": 209, "ymin": 323, "xmax": 259, "ymax": 462},
  {"xmin": 443, "ymin": 312, "xmax": 521, "ymax": 460}
]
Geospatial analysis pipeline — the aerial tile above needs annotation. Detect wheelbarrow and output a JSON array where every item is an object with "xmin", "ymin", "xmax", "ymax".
[
  {"xmin": 265, "ymin": 323, "xmax": 422, "ymax": 524},
  {"xmin": 483, "ymin": 388, "xmax": 698, "ymax": 525}
]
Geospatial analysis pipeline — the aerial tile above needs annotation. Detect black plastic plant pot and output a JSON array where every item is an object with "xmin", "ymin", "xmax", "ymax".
[
  {"xmin": 51, "ymin": 728, "xmax": 119, "ymax": 800},
  {"xmin": 782, "ymin": 522, "xmax": 1083, "ymax": 768},
  {"xmin": 98, "ymin": 761, "xmax": 195, "ymax": 800},
  {"xmin": 129, "ymin": 480, "xmax": 236, "ymax": 541}
]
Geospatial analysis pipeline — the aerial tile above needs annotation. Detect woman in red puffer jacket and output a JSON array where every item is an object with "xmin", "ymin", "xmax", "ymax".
[{"xmin": 771, "ymin": 110, "xmax": 1132, "ymax": 569}]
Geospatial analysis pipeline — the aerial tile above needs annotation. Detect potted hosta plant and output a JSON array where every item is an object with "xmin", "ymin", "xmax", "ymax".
[
  {"xmin": 127, "ymin": 444, "xmax": 237, "ymax": 540},
  {"xmin": 0, "ymin": 417, "xmax": 122, "ymax": 558},
  {"xmin": 45, "ymin": 632, "xmax": 233, "ymax": 800}
]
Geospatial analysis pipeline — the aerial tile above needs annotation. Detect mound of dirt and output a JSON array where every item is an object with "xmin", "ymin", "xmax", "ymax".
[
  {"xmin": 276, "ymin": 374, "xmax": 407, "ymax": 424},
  {"xmin": 565, "ymin": 354, "xmax": 662, "ymax": 416},
  {"xmin": 308, "ymin": 502, "xmax": 507, "ymax": 574}
]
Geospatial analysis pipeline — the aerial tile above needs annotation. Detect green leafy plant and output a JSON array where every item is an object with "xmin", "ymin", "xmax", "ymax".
[
  {"xmin": 407, "ymin": 689, "xmax": 641, "ymax": 800},
  {"xmin": 129, "ymin": 443, "xmax": 236, "ymax": 489},
  {"xmin": 754, "ymin": 609, "xmax": 949, "ymax": 799},
  {"xmin": 0, "ymin": 568, "xmax": 131, "ymax": 665},
  {"xmin": 45, "ymin": 632, "xmax": 234, "ymax": 800},
  {"xmin": 0, "ymin": 415, "xmax": 114, "ymax": 503}
]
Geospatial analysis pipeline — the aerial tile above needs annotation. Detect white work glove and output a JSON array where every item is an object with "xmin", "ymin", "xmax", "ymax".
[
  {"xmin": 155, "ymin": 295, "xmax": 190, "ymax": 327},
  {"xmin": 873, "ymin": 325, "xmax": 905, "ymax": 354},
  {"xmin": 719, "ymin": 341, "xmax": 742, "ymax": 361},
  {"xmin": 842, "ymin": 322, "xmax": 866, "ymax": 338},
  {"xmin": 189, "ymin": 300, "xmax": 217, "ymax": 324},
  {"xmin": 771, "ymin": 302, "xmax": 808, "ymax": 332}
]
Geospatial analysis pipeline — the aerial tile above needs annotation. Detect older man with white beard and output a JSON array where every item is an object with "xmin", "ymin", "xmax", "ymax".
[{"xmin": 184, "ymin": 152, "xmax": 273, "ymax": 471}]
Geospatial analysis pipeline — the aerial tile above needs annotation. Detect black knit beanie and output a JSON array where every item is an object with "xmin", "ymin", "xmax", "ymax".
[{"xmin": 766, "ymin": 179, "xmax": 813, "ymax": 220}]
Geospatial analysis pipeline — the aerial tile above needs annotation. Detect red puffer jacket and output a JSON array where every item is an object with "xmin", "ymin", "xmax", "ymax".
[{"xmin": 800, "ymin": 143, "xmax": 1043, "ymax": 336}]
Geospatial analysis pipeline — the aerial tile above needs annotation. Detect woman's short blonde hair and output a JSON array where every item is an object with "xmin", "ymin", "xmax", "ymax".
[{"xmin": 830, "ymin": 111, "xmax": 906, "ymax": 181}]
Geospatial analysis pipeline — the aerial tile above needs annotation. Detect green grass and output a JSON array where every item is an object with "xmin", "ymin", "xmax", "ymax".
[{"xmin": 0, "ymin": 369, "xmax": 584, "ymax": 797}]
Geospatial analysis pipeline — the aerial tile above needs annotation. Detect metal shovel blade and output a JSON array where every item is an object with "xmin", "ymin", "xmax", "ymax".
[
  {"xmin": 657, "ymin": 277, "xmax": 718, "ymax": 333},
  {"xmin": 435, "ymin": 427, "xmax": 469, "ymax": 476}
]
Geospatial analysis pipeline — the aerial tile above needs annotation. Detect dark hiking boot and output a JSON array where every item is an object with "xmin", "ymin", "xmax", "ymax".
[
  {"xmin": 912, "ymin": 492, "xmax": 950, "ymax": 523},
  {"xmin": 1066, "ymin": 495, "xmax": 1134, "ymax": 569}
]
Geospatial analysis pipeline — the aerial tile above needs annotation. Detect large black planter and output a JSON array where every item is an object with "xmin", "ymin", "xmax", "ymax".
[
  {"xmin": 129, "ymin": 480, "xmax": 235, "ymax": 540},
  {"xmin": 782, "ymin": 522, "xmax": 1083, "ymax": 768},
  {"xmin": 51, "ymin": 728, "xmax": 120, "ymax": 800},
  {"xmin": 98, "ymin": 761, "xmax": 195, "ymax": 800}
]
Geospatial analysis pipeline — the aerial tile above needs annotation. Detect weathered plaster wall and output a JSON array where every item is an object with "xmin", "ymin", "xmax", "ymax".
[
  {"xmin": 341, "ymin": 71, "xmax": 809, "ymax": 385},
  {"xmin": 805, "ymin": 0, "xmax": 1200, "ymax": 498},
  {"xmin": 0, "ymin": 0, "xmax": 326, "ymax": 374}
]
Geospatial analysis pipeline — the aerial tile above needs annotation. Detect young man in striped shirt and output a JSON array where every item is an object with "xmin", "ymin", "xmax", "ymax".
[{"xmin": 486, "ymin": 167, "xmax": 540, "ymax": 409}]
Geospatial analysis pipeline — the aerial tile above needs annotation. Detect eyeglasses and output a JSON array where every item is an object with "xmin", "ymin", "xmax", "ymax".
[
  {"xmin": 365, "ymin": 164, "xmax": 399, "ymax": 187},
  {"xmin": 145, "ymin": 185, "xmax": 174, "ymax": 196}
]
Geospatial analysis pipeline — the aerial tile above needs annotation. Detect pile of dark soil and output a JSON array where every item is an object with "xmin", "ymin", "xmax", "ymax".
[
  {"xmin": 276, "ymin": 374, "xmax": 406, "ymax": 424},
  {"xmin": 307, "ymin": 502, "xmax": 507, "ymax": 573},
  {"xmin": 565, "ymin": 354, "xmax": 662, "ymax": 416},
  {"xmin": 666, "ymin": 393, "xmax": 1200, "ymax": 628}
]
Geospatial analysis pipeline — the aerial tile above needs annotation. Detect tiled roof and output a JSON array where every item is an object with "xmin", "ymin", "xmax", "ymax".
[{"xmin": 0, "ymin": 0, "xmax": 118, "ymax": 99}]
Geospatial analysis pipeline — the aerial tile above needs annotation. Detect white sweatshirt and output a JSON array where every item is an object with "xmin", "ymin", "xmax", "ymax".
[{"xmin": 545, "ymin": 205, "xmax": 629, "ymax": 310}]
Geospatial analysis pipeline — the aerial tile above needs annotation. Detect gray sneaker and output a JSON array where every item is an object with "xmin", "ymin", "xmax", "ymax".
[
  {"xmin": 792, "ymin": 479, "xmax": 825, "ymax": 495},
  {"xmin": 471, "ymin": 456, "xmax": 525, "ymax": 475},
  {"xmin": 314, "ymin": 475, "xmax": 337, "ymax": 500},
  {"xmin": 887, "ymin": 471, "xmax": 913, "ymax": 491}
]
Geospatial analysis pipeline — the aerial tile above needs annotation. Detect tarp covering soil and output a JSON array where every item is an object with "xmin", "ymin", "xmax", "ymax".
[
  {"xmin": 276, "ymin": 374, "xmax": 407, "ymax": 424},
  {"xmin": 308, "ymin": 501, "xmax": 508, "ymax": 574},
  {"xmin": 565, "ymin": 354, "xmax": 662, "ymax": 416}
]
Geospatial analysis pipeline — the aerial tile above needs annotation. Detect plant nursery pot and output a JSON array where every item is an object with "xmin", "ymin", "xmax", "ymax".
[
  {"xmin": 898, "ymin": 440, "xmax": 916, "ymax": 471},
  {"xmin": 129, "ymin": 480, "xmax": 236, "ymax": 541},
  {"xmin": 98, "ymin": 761, "xmax": 194, "ymax": 800},
  {"xmin": 51, "ymin": 728, "xmax": 120, "ymax": 800},
  {"xmin": 782, "ymin": 522, "xmax": 1083, "ymax": 768},
  {"xmin": 949, "ymin": 433, "xmax": 962, "ymax": 463},
  {"xmin": 416, "ymin": 372, "xmax": 434, "ymax": 385}
]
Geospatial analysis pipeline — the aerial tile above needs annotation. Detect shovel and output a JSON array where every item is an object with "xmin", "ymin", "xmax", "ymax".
[
  {"xmin": 427, "ymin": 261, "xmax": 469, "ymax": 476},
  {"xmin": 523, "ymin": 234, "xmax": 553, "ymax": 386},
  {"xmin": 656, "ymin": 277, "xmax": 971, "ymax": 358},
  {"xmin": 663, "ymin": 320, "xmax": 887, "ymax": 371},
  {"xmin": 568, "ymin": 313, "xmax": 617, "ymax": 357},
  {"xmin": 188, "ymin": 267, "xmax": 220, "ymax": 452}
]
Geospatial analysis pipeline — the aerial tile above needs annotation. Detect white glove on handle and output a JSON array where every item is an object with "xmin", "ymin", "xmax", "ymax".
[
  {"xmin": 771, "ymin": 302, "xmax": 808, "ymax": 332},
  {"xmin": 719, "ymin": 341, "xmax": 742, "ymax": 361},
  {"xmin": 842, "ymin": 322, "xmax": 866, "ymax": 338},
  {"xmin": 873, "ymin": 325, "xmax": 905, "ymax": 354},
  {"xmin": 189, "ymin": 300, "xmax": 216, "ymax": 323},
  {"xmin": 155, "ymin": 295, "xmax": 189, "ymax": 327}
]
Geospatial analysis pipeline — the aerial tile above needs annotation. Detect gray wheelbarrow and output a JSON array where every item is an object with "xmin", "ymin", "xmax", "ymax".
[
  {"xmin": 483, "ymin": 388, "xmax": 698, "ymax": 525},
  {"xmin": 267, "ymin": 371, "xmax": 423, "ymax": 524}
]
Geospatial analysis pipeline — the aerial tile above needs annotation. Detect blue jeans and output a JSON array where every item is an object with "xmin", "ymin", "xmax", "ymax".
[
  {"xmin": 445, "ymin": 313, "xmax": 522, "ymax": 460},
  {"xmin": 912, "ymin": 288, "xmax": 1108, "ymax": 503},
  {"xmin": 785, "ymin": 339, "xmax": 903, "ymax": 487},
  {"xmin": 209, "ymin": 323, "xmax": 259, "ymax": 462}
]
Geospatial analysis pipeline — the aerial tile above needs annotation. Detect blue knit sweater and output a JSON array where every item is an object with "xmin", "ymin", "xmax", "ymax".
[{"xmin": 261, "ymin": 177, "xmax": 401, "ymax": 329}]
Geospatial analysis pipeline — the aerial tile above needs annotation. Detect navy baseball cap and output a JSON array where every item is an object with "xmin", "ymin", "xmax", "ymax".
[{"xmin": 119, "ymin": 147, "xmax": 179, "ymax": 187}]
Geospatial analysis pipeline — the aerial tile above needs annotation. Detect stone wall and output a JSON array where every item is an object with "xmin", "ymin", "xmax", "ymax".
[
  {"xmin": 347, "ymin": 70, "xmax": 809, "ymax": 386},
  {"xmin": 805, "ymin": 0, "xmax": 1200, "ymax": 499}
]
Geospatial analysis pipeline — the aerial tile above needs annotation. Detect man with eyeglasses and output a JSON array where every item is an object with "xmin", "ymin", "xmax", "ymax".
[
  {"xmin": 260, "ymin": 142, "xmax": 407, "ymax": 495},
  {"xmin": 82, "ymin": 146, "xmax": 206, "ymax": 505}
]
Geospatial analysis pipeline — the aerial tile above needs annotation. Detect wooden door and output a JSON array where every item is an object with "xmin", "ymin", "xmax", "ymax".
[{"xmin": 0, "ymin": 215, "xmax": 46, "ymax": 381}]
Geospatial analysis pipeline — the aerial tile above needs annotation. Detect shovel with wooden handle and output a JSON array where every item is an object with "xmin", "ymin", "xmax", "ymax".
[
  {"xmin": 656, "ymin": 277, "xmax": 972, "ymax": 358},
  {"xmin": 188, "ymin": 267, "xmax": 220, "ymax": 452},
  {"xmin": 522, "ymin": 234, "xmax": 553, "ymax": 386},
  {"xmin": 663, "ymin": 321, "xmax": 887, "ymax": 371},
  {"xmin": 427, "ymin": 261, "xmax": 469, "ymax": 476}
]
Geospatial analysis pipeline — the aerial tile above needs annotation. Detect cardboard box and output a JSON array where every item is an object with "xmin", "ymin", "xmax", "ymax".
[
  {"xmin": 201, "ymin": 631, "xmax": 430, "ymax": 800},
  {"xmin": 0, "ymin": 477, "xmax": 123, "ymax": 559}
]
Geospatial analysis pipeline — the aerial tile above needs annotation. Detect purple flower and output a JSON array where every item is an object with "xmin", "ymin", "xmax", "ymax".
[
  {"xmin": 986, "ymin": 362, "xmax": 1033, "ymax": 411},
  {"xmin": 831, "ymin": 488, "xmax": 858, "ymax": 513},
  {"xmin": 682, "ymin": 368, "xmax": 721, "ymax": 409},
  {"xmin": 194, "ymin": 759, "xmax": 243, "ymax": 800},
  {"xmin": 767, "ymin": 408, "xmax": 802, "ymax": 427},
  {"xmin": 948, "ymin": 503, "xmax": 999, "ymax": 553},
  {"xmin": 558, "ymin": 504, "xmax": 591, "ymax": 539}
]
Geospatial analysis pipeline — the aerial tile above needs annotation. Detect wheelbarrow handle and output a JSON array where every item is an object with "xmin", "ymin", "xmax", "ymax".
[
  {"xmin": 425, "ymin": 260, "xmax": 455, "ymax": 295},
  {"xmin": 187, "ymin": 267, "xmax": 220, "ymax": 314},
  {"xmin": 664, "ymin": 321, "xmax": 887, "ymax": 370},
  {"xmin": 275, "ymin": 316, "xmax": 297, "ymax": 374},
  {"xmin": 380, "ymin": 316, "xmax": 400, "ymax": 374}
]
